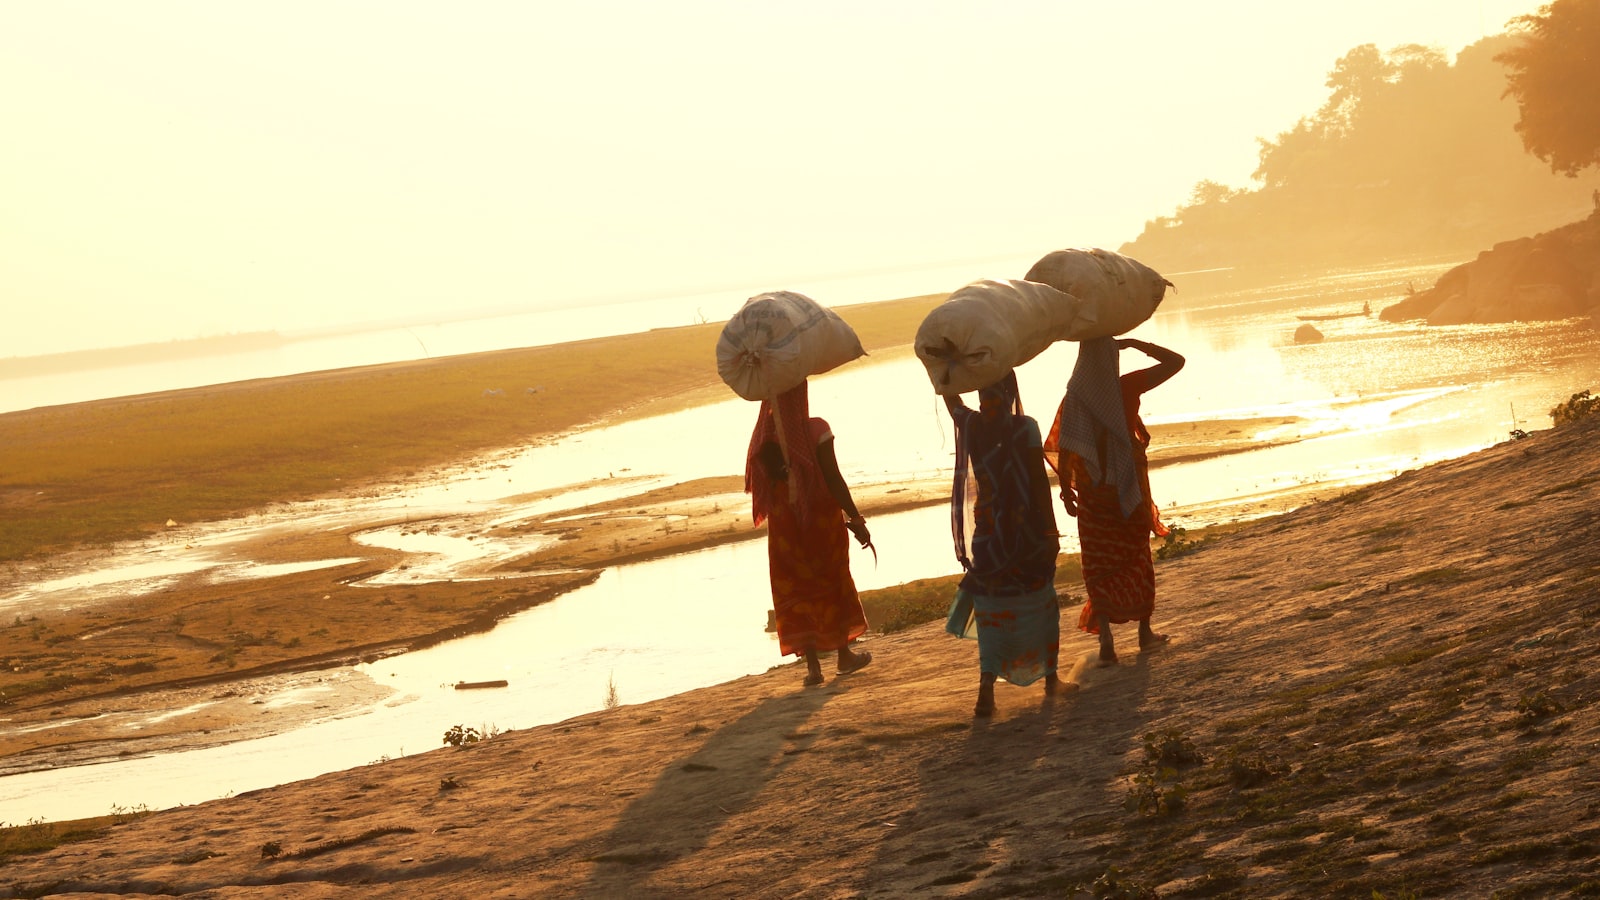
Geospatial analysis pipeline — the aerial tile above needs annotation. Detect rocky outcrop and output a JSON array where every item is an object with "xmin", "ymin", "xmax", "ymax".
[
  {"xmin": 1382, "ymin": 210, "xmax": 1600, "ymax": 325},
  {"xmin": 1294, "ymin": 323, "xmax": 1325, "ymax": 344}
]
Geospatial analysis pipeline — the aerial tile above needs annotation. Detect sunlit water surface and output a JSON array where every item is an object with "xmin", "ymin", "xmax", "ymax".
[{"xmin": 4, "ymin": 259, "xmax": 1600, "ymax": 822}]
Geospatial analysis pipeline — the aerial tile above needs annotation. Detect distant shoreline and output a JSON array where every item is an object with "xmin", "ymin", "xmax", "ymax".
[{"xmin": 0, "ymin": 330, "xmax": 288, "ymax": 379}]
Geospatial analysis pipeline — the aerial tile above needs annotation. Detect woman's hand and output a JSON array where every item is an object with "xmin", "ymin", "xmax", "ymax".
[
  {"xmin": 846, "ymin": 516, "xmax": 871, "ymax": 548},
  {"xmin": 1060, "ymin": 487, "xmax": 1079, "ymax": 518}
]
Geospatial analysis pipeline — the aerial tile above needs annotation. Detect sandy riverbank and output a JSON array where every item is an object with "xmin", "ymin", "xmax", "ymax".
[
  {"xmin": 0, "ymin": 403, "xmax": 1295, "ymax": 775},
  {"xmin": 4, "ymin": 390, "xmax": 1598, "ymax": 897},
  {"xmin": 1, "ymin": 286, "xmax": 1301, "ymax": 774}
]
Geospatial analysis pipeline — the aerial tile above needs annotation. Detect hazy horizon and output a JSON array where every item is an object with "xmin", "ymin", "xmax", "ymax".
[{"xmin": 3, "ymin": 1, "xmax": 1548, "ymax": 360}]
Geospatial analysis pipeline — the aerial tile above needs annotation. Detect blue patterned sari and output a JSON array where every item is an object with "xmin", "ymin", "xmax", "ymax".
[{"xmin": 943, "ymin": 372, "xmax": 1061, "ymax": 685}]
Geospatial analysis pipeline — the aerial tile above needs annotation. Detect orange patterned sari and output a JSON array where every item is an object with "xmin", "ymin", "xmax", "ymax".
[{"xmin": 763, "ymin": 422, "xmax": 867, "ymax": 656}]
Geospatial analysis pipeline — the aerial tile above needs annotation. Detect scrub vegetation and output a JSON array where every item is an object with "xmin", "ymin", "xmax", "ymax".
[{"xmin": 1550, "ymin": 388, "xmax": 1600, "ymax": 426}]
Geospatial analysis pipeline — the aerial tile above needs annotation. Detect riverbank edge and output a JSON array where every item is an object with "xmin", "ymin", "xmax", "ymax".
[{"xmin": 4, "ymin": 413, "xmax": 1598, "ymax": 896}]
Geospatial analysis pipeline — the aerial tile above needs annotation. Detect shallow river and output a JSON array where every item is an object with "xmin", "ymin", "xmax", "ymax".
[{"xmin": 4, "ymin": 259, "xmax": 1599, "ymax": 822}]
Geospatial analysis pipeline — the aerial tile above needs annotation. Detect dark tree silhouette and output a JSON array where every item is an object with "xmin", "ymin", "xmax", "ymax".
[{"xmin": 1497, "ymin": 0, "xmax": 1600, "ymax": 176}]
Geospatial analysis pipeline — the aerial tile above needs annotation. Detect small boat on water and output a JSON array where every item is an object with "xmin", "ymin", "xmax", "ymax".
[
  {"xmin": 1296, "ymin": 302, "xmax": 1371, "ymax": 322},
  {"xmin": 454, "ymin": 679, "xmax": 510, "ymax": 690}
]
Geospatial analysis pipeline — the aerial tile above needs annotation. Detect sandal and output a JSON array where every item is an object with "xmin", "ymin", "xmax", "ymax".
[{"xmin": 836, "ymin": 650, "xmax": 873, "ymax": 676}]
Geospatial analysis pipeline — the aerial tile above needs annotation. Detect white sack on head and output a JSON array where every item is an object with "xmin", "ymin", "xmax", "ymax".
[
  {"xmin": 716, "ymin": 291, "xmax": 866, "ymax": 401},
  {"xmin": 1024, "ymin": 248, "xmax": 1172, "ymax": 340},
  {"xmin": 913, "ymin": 279, "xmax": 1079, "ymax": 396}
]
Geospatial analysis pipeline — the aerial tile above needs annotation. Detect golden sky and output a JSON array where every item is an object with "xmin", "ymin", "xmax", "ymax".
[{"xmin": 0, "ymin": 1, "xmax": 1548, "ymax": 357}]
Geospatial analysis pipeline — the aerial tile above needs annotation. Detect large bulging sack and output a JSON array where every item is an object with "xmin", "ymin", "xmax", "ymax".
[
  {"xmin": 1024, "ymin": 248, "xmax": 1171, "ymax": 340},
  {"xmin": 913, "ymin": 279, "xmax": 1079, "ymax": 395},
  {"xmin": 716, "ymin": 291, "xmax": 865, "ymax": 401}
]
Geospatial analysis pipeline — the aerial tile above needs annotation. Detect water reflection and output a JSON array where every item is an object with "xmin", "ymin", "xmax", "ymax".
[{"xmin": 0, "ymin": 531, "xmax": 904, "ymax": 822}]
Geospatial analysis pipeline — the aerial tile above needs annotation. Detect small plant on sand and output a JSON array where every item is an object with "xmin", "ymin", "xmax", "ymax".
[
  {"xmin": 1221, "ymin": 748, "xmax": 1290, "ymax": 788},
  {"xmin": 1515, "ymin": 690, "xmax": 1565, "ymax": 726},
  {"xmin": 442, "ymin": 724, "xmax": 483, "ymax": 747},
  {"xmin": 604, "ymin": 673, "xmax": 620, "ymax": 709},
  {"xmin": 6, "ymin": 817, "xmax": 50, "ymax": 845},
  {"xmin": 1154, "ymin": 525, "xmax": 1208, "ymax": 560},
  {"xmin": 260, "ymin": 840, "xmax": 282, "ymax": 859},
  {"xmin": 859, "ymin": 574, "xmax": 962, "ymax": 634},
  {"xmin": 3, "ymin": 811, "xmax": 158, "ymax": 863},
  {"xmin": 1126, "ymin": 768, "xmax": 1188, "ymax": 817},
  {"xmin": 1142, "ymin": 727, "xmax": 1204, "ymax": 768},
  {"xmin": 1550, "ymin": 389, "xmax": 1600, "ymax": 426},
  {"xmin": 109, "ymin": 802, "xmax": 151, "ymax": 825}
]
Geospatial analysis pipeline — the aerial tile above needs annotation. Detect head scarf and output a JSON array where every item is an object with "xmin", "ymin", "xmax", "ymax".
[
  {"xmin": 744, "ymin": 380, "xmax": 823, "ymax": 527},
  {"xmin": 950, "ymin": 370, "xmax": 1023, "ymax": 572},
  {"xmin": 1057, "ymin": 337, "xmax": 1144, "ymax": 518}
]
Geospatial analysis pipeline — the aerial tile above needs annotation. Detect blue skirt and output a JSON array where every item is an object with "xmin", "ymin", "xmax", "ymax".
[{"xmin": 945, "ymin": 584, "xmax": 1061, "ymax": 686}]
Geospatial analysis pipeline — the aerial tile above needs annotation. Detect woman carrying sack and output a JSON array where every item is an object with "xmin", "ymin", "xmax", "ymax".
[
  {"xmin": 942, "ymin": 370, "xmax": 1063, "ymax": 717},
  {"xmin": 746, "ymin": 379, "xmax": 874, "ymax": 687}
]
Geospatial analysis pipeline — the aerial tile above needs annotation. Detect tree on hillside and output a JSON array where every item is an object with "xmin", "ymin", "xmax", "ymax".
[
  {"xmin": 1120, "ymin": 33, "xmax": 1600, "ymax": 272},
  {"xmin": 1497, "ymin": 0, "xmax": 1600, "ymax": 176},
  {"xmin": 1253, "ymin": 43, "xmax": 1447, "ymax": 189},
  {"xmin": 1188, "ymin": 180, "xmax": 1243, "ymax": 207},
  {"xmin": 1321, "ymin": 43, "xmax": 1396, "ymax": 131}
]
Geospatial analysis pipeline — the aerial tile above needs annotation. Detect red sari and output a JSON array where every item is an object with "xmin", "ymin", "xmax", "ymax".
[
  {"xmin": 762, "ymin": 418, "xmax": 867, "ymax": 657},
  {"xmin": 1048, "ymin": 368, "xmax": 1166, "ymax": 634}
]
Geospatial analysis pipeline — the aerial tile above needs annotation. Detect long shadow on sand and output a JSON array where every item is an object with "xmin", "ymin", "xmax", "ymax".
[
  {"xmin": 583, "ymin": 687, "xmax": 831, "ymax": 895},
  {"xmin": 861, "ymin": 648, "xmax": 1157, "ymax": 895}
]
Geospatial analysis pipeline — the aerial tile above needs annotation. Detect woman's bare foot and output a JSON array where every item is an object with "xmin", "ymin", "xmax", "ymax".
[
  {"xmin": 974, "ymin": 693, "xmax": 995, "ymax": 717},
  {"xmin": 1138, "ymin": 625, "xmax": 1170, "ymax": 651},
  {"xmin": 974, "ymin": 675, "xmax": 996, "ymax": 717},
  {"xmin": 803, "ymin": 647, "xmax": 824, "ymax": 686},
  {"xmin": 1095, "ymin": 614, "xmax": 1116, "ymax": 666}
]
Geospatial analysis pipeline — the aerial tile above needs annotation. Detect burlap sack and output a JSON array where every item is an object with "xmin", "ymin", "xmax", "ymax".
[
  {"xmin": 1024, "ymin": 248, "xmax": 1171, "ymax": 339},
  {"xmin": 913, "ymin": 279, "xmax": 1078, "ymax": 395},
  {"xmin": 913, "ymin": 250, "xmax": 1171, "ymax": 395},
  {"xmin": 716, "ymin": 291, "xmax": 865, "ymax": 401}
]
